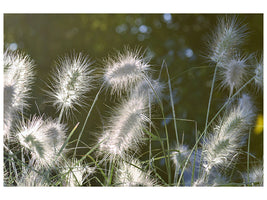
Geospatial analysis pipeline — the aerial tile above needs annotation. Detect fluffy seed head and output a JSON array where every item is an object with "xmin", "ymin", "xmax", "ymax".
[
  {"xmin": 171, "ymin": 144, "xmax": 191, "ymax": 169},
  {"xmin": 3, "ymin": 84, "xmax": 16, "ymax": 140},
  {"xmin": 47, "ymin": 52, "xmax": 94, "ymax": 117},
  {"xmin": 16, "ymin": 116, "xmax": 67, "ymax": 168},
  {"xmin": 16, "ymin": 169, "xmax": 48, "ymax": 186},
  {"xmin": 4, "ymin": 50, "xmax": 35, "ymax": 110},
  {"xmin": 103, "ymin": 49, "xmax": 150, "ymax": 96},
  {"xmin": 208, "ymin": 16, "xmax": 248, "ymax": 63},
  {"xmin": 203, "ymin": 94, "xmax": 255, "ymax": 173},
  {"xmin": 98, "ymin": 95, "xmax": 149, "ymax": 158},
  {"xmin": 193, "ymin": 171, "xmax": 228, "ymax": 186},
  {"xmin": 62, "ymin": 159, "xmax": 94, "ymax": 186},
  {"xmin": 114, "ymin": 158, "xmax": 157, "ymax": 186},
  {"xmin": 218, "ymin": 54, "xmax": 249, "ymax": 95},
  {"xmin": 254, "ymin": 58, "xmax": 263, "ymax": 89},
  {"xmin": 247, "ymin": 166, "xmax": 263, "ymax": 186}
]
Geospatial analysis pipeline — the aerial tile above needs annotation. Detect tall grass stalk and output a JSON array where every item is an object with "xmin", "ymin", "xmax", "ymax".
[
  {"xmin": 177, "ymin": 76, "xmax": 256, "ymax": 186},
  {"xmin": 74, "ymin": 83, "xmax": 105, "ymax": 157},
  {"xmin": 142, "ymin": 74, "xmax": 172, "ymax": 184},
  {"xmin": 198, "ymin": 64, "xmax": 218, "ymax": 176},
  {"xmin": 165, "ymin": 62, "xmax": 179, "ymax": 146}
]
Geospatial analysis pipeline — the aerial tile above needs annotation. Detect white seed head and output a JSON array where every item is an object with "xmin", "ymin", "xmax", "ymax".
[
  {"xmin": 17, "ymin": 116, "xmax": 67, "ymax": 168},
  {"xmin": 254, "ymin": 58, "xmax": 263, "ymax": 89},
  {"xmin": 193, "ymin": 170, "xmax": 227, "ymax": 186},
  {"xmin": 171, "ymin": 144, "xmax": 191, "ymax": 169},
  {"xmin": 62, "ymin": 159, "xmax": 94, "ymax": 186},
  {"xmin": 218, "ymin": 54, "xmax": 249, "ymax": 95},
  {"xmin": 3, "ymin": 84, "xmax": 16, "ymax": 140},
  {"xmin": 103, "ymin": 49, "xmax": 150, "ymax": 96},
  {"xmin": 193, "ymin": 175, "xmax": 206, "ymax": 187},
  {"xmin": 203, "ymin": 94, "xmax": 255, "ymax": 173},
  {"xmin": 208, "ymin": 16, "xmax": 248, "ymax": 63},
  {"xmin": 98, "ymin": 95, "xmax": 149, "ymax": 158},
  {"xmin": 114, "ymin": 158, "xmax": 157, "ymax": 186},
  {"xmin": 17, "ymin": 169, "xmax": 48, "ymax": 186},
  {"xmin": 4, "ymin": 50, "xmax": 35, "ymax": 111},
  {"xmin": 47, "ymin": 52, "xmax": 94, "ymax": 117},
  {"xmin": 248, "ymin": 166, "xmax": 263, "ymax": 185}
]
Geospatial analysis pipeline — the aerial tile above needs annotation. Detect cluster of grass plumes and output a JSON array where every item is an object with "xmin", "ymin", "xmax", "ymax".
[{"xmin": 4, "ymin": 16, "xmax": 263, "ymax": 187}]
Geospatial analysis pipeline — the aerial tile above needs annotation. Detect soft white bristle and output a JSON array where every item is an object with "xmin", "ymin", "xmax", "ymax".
[
  {"xmin": 114, "ymin": 158, "xmax": 157, "ymax": 186},
  {"xmin": 208, "ymin": 16, "xmax": 248, "ymax": 64},
  {"xmin": 103, "ymin": 49, "xmax": 150, "ymax": 96},
  {"xmin": 17, "ymin": 116, "xmax": 67, "ymax": 168},
  {"xmin": 98, "ymin": 95, "xmax": 149, "ymax": 158},
  {"xmin": 203, "ymin": 94, "xmax": 255, "ymax": 173},
  {"xmin": 47, "ymin": 52, "xmax": 94, "ymax": 118}
]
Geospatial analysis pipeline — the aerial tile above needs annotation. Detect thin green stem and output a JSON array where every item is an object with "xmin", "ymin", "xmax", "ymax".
[
  {"xmin": 107, "ymin": 156, "xmax": 115, "ymax": 186},
  {"xmin": 142, "ymin": 74, "xmax": 171, "ymax": 184},
  {"xmin": 58, "ymin": 107, "xmax": 65, "ymax": 123},
  {"xmin": 74, "ymin": 82, "xmax": 105, "ymax": 157},
  {"xmin": 165, "ymin": 63, "xmax": 179, "ymax": 146},
  {"xmin": 247, "ymin": 128, "xmax": 252, "ymax": 184},
  {"xmin": 199, "ymin": 64, "xmax": 218, "ymax": 175},
  {"xmin": 204, "ymin": 64, "xmax": 218, "ymax": 133}
]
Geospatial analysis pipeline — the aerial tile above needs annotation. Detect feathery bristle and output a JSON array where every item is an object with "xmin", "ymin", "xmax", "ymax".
[
  {"xmin": 47, "ymin": 52, "xmax": 94, "ymax": 117},
  {"xmin": 202, "ymin": 94, "xmax": 255, "ymax": 173},
  {"xmin": 62, "ymin": 159, "xmax": 94, "ymax": 186},
  {"xmin": 17, "ymin": 116, "xmax": 67, "ymax": 168},
  {"xmin": 3, "ymin": 84, "xmax": 16, "ymax": 140},
  {"xmin": 103, "ymin": 49, "xmax": 150, "ymax": 96},
  {"xmin": 98, "ymin": 95, "xmax": 149, "ymax": 158},
  {"xmin": 171, "ymin": 144, "xmax": 191, "ymax": 169},
  {"xmin": 218, "ymin": 54, "xmax": 250, "ymax": 95},
  {"xmin": 193, "ymin": 170, "xmax": 228, "ymax": 186},
  {"xmin": 254, "ymin": 58, "xmax": 263, "ymax": 90},
  {"xmin": 114, "ymin": 158, "xmax": 157, "ymax": 186},
  {"xmin": 247, "ymin": 166, "xmax": 263, "ymax": 185},
  {"xmin": 4, "ymin": 50, "xmax": 35, "ymax": 110},
  {"xmin": 208, "ymin": 16, "xmax": 248, "ymax": 63},
  {"xmin": 16, "ymin": 169, "xmax": 48, "ymax": 186}
]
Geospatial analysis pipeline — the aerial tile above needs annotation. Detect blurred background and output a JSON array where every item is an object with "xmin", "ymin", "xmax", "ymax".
[{"xmin": 4, "ymin": 14, "xmax": 263, "ymax": 177}]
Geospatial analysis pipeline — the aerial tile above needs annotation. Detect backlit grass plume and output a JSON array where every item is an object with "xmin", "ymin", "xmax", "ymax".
[
  {"xmin": 218, "ymin": 54, "xmax": 250, "ymax": 95},
  {"xmin": 62, "ymin": 159, "xmax": 94, "ymax": 186},
  {"xmin": 4, "ymin": 50, "xmax": 35, "ymax": 110},
  {"xmin": 114, "ymin": 158, "xmax": 157, "ymax": 186},
  {"xmin": 244, "ymin": 165, "xmax": 263, "ymax": 186},
  {"xmin": 103, "ymin": 48, "xmax": 150, "ymax": 96},
  {"xmin": 208, "ymin": 16, "xmax": 248, "ymax": 64},
  {"xmin": 254, "ymin": 57, "xmax": 263, "ymax": 90},
  {"xmin": 202, "ymin": 94, "xmax": 256, "ymax": 174},
  {"xmin": 47, "ymin": 52, "xmax": 94, "ymax": 120},
  {"xmin": 4, "ymin": 50, "xmax": 35, "ymax": 139},
  {"xmin": 17, "ymin": 169, "xmax": 49, "ymax": 186},
  {"xmin": 16, "ymin": 116, "xmax": 67, "ymax": 168},
  {"xmin": 171, "ymin": 144, "xmax": 191, "ymax": 170},
  {"xmin": 98, "ymin": 95, "xmax": 149, "ymax": 158}
]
